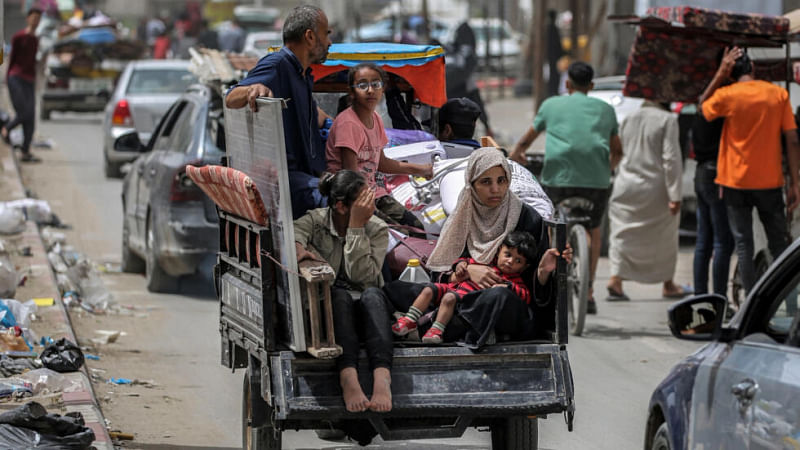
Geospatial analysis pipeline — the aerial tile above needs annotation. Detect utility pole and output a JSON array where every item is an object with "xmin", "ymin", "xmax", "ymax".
[
  {"xmin": 533, "ymin": 0, "xmax": 547, "ymax": 112},
  {"xmin": 420, "ymin": 0, "xmax": 430, "ymax": 43},
  {"xmin": 499, "ymin": 0, "xmax": 505, "ymax": 98},
  {"xmin": 570, "ymin": 0, "xmax": 580, "ymax": 58}
]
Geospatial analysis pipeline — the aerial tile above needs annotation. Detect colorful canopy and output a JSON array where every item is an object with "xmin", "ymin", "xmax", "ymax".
[{"xmin": 311, "ymin": 43, "xmax": 447, "ymax": 107}]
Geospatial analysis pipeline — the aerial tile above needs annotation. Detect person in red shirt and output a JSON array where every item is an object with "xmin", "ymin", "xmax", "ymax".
[
  {"xmin": 2, "ymin": 8, "xmax": 42, "ymax": 162},
  {"xmin": 700, "ymin": 47, "xmax": 800, "ymax": 294},
  {"xmin": 391, "ymin": 231, "xmax": 557, "ymax": 344}
]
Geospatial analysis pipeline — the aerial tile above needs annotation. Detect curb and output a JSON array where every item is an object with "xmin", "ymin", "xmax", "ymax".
[{"xmin": 1, "ymin": 145, "xmax": 113, "ymax": 449}]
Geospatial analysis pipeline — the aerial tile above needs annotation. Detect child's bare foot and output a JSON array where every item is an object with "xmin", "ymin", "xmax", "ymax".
[
  {"xmin": 369, "ymin": 367, "xmax": 392, "ymax": 412},
  {"xmin": 340, "ymin": 368, "xmax": 369, "ymax": 412}
]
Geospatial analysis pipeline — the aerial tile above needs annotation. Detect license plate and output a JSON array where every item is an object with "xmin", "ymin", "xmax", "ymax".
[{"xmin": 68, "ymin": 77, "xmax": 113, "ymax": 92}]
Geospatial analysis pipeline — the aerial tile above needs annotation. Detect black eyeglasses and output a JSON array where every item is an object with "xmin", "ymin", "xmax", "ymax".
[{"xmin": 351, "ymin": 80, "xmax": 384, "ymax": 91}]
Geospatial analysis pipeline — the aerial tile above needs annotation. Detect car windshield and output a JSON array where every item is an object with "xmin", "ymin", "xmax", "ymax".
[
  {"xmin": 471, "ymin": 24, "xmax": 512, "ymax": 41},
  {"xmin": 127, "ymin": 69, "xmax": 197, "ymax": 95}
]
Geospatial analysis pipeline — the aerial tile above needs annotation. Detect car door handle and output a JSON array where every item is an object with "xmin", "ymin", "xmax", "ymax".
[
  {"xmin": 731, "ymin": 378, "xmax": 758, "ymax": 401},
  {"xmin": 731, "ymin": 378, "xmax": 758, "ymax": 416}
]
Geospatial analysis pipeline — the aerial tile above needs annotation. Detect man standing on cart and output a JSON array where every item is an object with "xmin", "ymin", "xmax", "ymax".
[
  {"xmin": 225, "ymin": 5, "xmax": 333, "ymax": 218},
  {"xmin": 700, "ymin": 47, "xmax": 800, "ymax": 294},
  {"xmin": 510, "ymin": 62, "xmax": 622, "ymax": 313}
]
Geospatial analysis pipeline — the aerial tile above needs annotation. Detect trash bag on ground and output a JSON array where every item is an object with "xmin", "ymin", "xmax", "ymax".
[
  {"xmin": 40, "ymin": 338, "xmax": 84, "ymax": 373},
  {"xmin": 0, "ymin": 205, "xmax": 25, "ymax": 235},
  {"xmin": 0, "ymin": 257, "xmax": 17, "ymax": 298},
  {"xmin": 15, "ymin": 368, "xmax": 83, "ymax": 395},
  {"xmin": 4, "ymin": 200, "xmax": 55, "ymax": 226},
  {"xmin": 0, "ymin": 379, "xmax": 32, "ymax": 398},
  {"xmin": 0, "ymin": 401, "xmax": 95, "ymax": 449},
  {"xmin": 0, "ymin": 355, "xmax": 40, "ymax": 377},
  {"xmin": 0, "ymin": 299, "xmax": 36, "ymax": 329}
]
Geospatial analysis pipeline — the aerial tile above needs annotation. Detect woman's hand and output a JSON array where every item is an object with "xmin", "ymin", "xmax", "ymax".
[
  {"xmin": 451, "ymin": 261, "xmax": 469, "ymax": 283},
  {"xmin": 348, "ymin": 188, "xmax": 375, "ymax": 229},
  {"xmin": 467, "ymin": 264, "xmax": 504, "ymax": 289},
  {"xmin": 295, "ymin": 242, "xmax": 324, "ymax": 263}
]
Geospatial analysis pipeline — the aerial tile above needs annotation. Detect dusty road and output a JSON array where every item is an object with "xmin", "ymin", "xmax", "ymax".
[{"xmin": 22, "ymin": 111, "xmax": 702, "ymax": 449}]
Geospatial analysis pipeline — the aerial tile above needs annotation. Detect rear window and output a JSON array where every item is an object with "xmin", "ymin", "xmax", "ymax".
[{"xmin": 126, "ymin": 69, "xmax": 197, "ymax": 95}]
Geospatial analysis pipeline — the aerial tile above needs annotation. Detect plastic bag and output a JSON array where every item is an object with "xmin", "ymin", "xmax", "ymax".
[
  {"xmin": 0, "ymin": 205, "xmax": 25, "ymax": 235},
  {"xmin": 14, "ymin": 368, "xmax": 82, "ymax": 395},
  {"xmin": 0, "ymin": 402, "xmax": 95, "ymax": 449},
  {"xmin": 40, "ymin": 338, "xmax": 84, "ymax": 373},
  {"xmin": 4, "ymin": 200, "xmax": 54, "ymax": 225},
  {"xmin": 0, "ymin": 379, "xmax": 32, "ymax": 398},
  {"xmin": 0, "ymin": 299, "xmax": 36, "ymax": 329},
  {"xmin": 0, "ymin": 257, "xmax": 17, "ymax": 298}
]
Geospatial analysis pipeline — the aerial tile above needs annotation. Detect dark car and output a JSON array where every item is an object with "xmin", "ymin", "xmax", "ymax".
[
  {"xmin": 645, "ymin": 238, "xmax": 800, "ymax": 449},
  {"xmin": 116, "ymin": 84, "xmax": 225, "ymax": 292}
]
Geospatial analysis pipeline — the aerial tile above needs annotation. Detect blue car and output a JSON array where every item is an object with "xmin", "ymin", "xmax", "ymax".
[{"xmin": 646, "ymin": 238, "xmax": 800, "ymax": 449}]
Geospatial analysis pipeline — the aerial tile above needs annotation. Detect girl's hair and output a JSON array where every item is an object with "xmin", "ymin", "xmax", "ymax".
[
  {"xmin": 502, "ymin": 231, "xmax": 538, "ymax": 265},
  {"xmin": 347, "ymin": 63, "xmax": 386, "ymax": 88},
  {"xmin": 318, "ymin": 170, "xmax": 366, "ymax": 206}
]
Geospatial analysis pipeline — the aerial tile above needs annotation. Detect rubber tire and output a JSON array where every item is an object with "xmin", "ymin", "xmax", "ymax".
[
  {"xmin": 568, "ymin": 224, "xmax": 590, "ymax": 336},
  {"xmin": 242, "ymin": 372, "xmax": 281, "ymax": 450},
  {"xmin": 491, "ymin": 416, "xmax": 538, "ymax": 450},
  {"xmin": 121, "ymin": 216, "xmax": 145, "ymax": 273},
  {"xmin": 104, "ymin": 152, "xmax": 121, "ymax": 178},
  {"xmin": 145, "ymin": 212, "xmax": 178, "ymax": 293},
  {"xmin": 651, "ymin": 422, "xmax": 670, "ymax": 450}
]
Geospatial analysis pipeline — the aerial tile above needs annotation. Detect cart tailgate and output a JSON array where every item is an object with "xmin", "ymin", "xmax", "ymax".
[{"xmin": 270, "ymin": 343, "xmax": 573, "ymax": 420}]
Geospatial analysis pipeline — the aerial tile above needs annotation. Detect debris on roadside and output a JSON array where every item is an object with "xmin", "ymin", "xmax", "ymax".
[
  {"xmin": 108, "ymin": 430, "xmax": 135, "ymax": 441},
  {"xmin": 40, "ymin": 338, "xmax": 84, "ymax": 373},
  {"xmin": 0, "ymin": 401, "xmax": 95, "ymax": 448},
  {"xmin": 89, "ymin": 330, "xmax": 123, "ymax": 346},
  {"xmin": 107, "ymin": 378, "xmax": 157, "ymax": 388}
]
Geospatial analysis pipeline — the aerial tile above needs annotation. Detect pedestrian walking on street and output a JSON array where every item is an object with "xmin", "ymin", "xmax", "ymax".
[
  {"xmin": 700, "ymin": 47, "xmax": 800, "ymax": 294},
  {"xmin": 2, "ymin": 7, "xmax": 42, "ymax": 163},
  {"xmin": 607, "ymin": 102, "xmax": 690, "ymax": 300},
  {"xmin": 691, "ymin": 112, "xmax": 734, "ymax": 299}
]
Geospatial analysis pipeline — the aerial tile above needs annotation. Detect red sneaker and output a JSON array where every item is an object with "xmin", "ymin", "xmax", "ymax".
[
  {"xmin": 392, "ymin": 316, "xmax": 417, "ymax": 336},
  {"xmin": 422, "ymin": 327, "xmax": 443, "ymax": 344}
]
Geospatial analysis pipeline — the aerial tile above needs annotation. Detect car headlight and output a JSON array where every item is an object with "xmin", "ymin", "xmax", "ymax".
[{"xmin": 610, "ymin": 94, "xmax": 623, "ymax": 107}]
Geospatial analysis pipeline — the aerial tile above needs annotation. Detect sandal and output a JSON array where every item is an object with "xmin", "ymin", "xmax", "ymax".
[
  {"xmin": 606, "ymin": 287, "xmax": 630, "ymax": 302},
  {"xmin": 663, "ymin": 284, "xmax": 693, "ymax": 299}
]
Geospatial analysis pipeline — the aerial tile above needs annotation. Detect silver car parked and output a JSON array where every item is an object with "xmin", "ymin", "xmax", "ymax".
[{"xmin": 102, "ymin": 59, "xmax": 197, "ymax": 178}]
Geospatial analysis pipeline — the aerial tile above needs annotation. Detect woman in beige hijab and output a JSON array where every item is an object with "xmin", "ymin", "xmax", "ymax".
[{"xmin": 406, "ymin": 147, "xmax": 560, "ymax": 347}]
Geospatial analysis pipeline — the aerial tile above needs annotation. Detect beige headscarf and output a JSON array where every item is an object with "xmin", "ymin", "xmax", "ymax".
[{"xmin": 427, "ymin": 147, "xmax": 523, "ymax": 272}]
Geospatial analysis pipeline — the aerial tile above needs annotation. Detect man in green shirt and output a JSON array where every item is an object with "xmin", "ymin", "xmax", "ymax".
[{"xmin": 510, "ymin": 62, "xmax": 622, "ymax": 313}]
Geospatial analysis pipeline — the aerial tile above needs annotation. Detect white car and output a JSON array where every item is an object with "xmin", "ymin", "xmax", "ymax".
[
  {"xmin": 101, "ymin": 60, "xmax": 197, "ymax": 178},
  {"xmin": 588, "ymin": 75, "xmax": 644, "ymax": 125},
  {"xmin": 242, "ymin": 31, "xmax": 283, "ymax": 58}
]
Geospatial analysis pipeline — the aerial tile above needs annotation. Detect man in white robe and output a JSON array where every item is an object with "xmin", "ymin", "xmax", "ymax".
[{"xmin": 607, "ymin": 102, "xmax": 690, "ymax": 299}]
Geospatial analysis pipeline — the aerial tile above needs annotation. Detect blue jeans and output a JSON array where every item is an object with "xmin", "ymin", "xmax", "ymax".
[
  {"xmin": 723, "ymin": 186, "xmax": 790, "ymax": 294},
  {"xmin": 693, "ymin": 163, "xmax": 734, "ymax": 297}
]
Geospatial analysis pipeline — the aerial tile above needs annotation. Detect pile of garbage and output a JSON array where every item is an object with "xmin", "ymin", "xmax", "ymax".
[{"xmin": 0, "ymin": 401, "xmax": 95, "ymax": 448}]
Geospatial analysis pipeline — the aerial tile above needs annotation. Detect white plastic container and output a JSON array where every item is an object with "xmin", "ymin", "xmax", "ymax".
[{"xmin": 398, "ymin": 259, "xmax": 430, "ymax": 283}]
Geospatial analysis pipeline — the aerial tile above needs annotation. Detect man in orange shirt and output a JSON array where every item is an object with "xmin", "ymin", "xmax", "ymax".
[{"xmin": 701, "ymin": 47, "xmax": 800, "ymax": 294}]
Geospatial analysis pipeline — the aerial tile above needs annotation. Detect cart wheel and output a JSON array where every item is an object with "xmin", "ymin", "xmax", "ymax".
[
  {"xmin": 491, "ymin": 416, "xmax": 538, "ymax": 450},
  {"xmin": 242, "ymin": 371, "xmax": 281, "ymax": 450},
  {"xmin": 568, "ymin": 224, "xmax": 590, "ymax": 336}
]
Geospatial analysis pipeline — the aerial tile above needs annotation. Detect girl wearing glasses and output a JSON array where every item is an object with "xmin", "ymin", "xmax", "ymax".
[{"xmin": 325, "ymin": 63, "xmax": 433, "ymax": 229}]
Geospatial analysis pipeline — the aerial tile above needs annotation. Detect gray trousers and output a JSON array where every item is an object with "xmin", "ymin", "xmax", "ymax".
[{"xmin": 6, "ymin": 75, "xmax": 35, "ymax": 154}]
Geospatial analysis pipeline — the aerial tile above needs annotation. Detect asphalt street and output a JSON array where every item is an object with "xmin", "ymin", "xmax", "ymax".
[{"xmin": 22, "ymin": 107, "xmax": 705, "ymax": 449}]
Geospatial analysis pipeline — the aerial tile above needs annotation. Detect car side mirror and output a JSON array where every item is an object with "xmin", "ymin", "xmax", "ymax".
[
  {"xmin": 667, "ymin": 294, "xmax": 727, "ymax": 341},
  {"xmin": 114, "ymin": 131, "xmax": 145, "ymax": 153}
]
